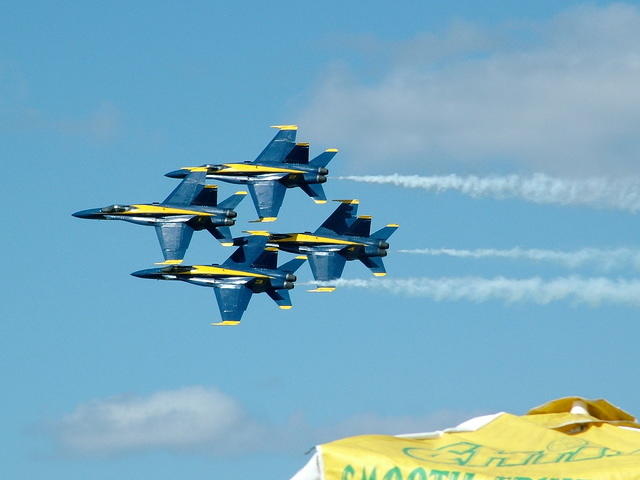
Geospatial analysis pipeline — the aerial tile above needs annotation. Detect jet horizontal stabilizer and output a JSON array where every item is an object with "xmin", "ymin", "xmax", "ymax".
[
  {"xmin": 217, "ymin": 191, "xmax": 247, "ymax": 210},
  {"xmin": 267, "ymin": 288, "xmax": 293, "ymax": 308},
  {"xmin": 279, "ymin": 256, "xmax": 307, "ymax": 274},
  {"xmin": 372, "ymin": 224, "xmax": 399, "ymax": 241},
  {"xmin": 205, "ymin": 224, "xmax": 234, "ymax": 245},
  {"xmin": 300, "ymin": 182, "xmax": 327, "ymax": 203},
  {"xmin": 309, "ymin": 149, "xmax": 338, "ymax": 168},
  {"xmin": 360, "ymin": 255, "xmax": 387, "ymax": 277}
]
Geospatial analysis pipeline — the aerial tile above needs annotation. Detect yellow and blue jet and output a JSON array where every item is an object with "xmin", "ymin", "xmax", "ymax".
[
  {"xmin": 165, "ymin": 125, "xmax": 337, "ymax": 222},
  {"xmin": 72, "ymin": 171, "xmax": 246, "ymax": 264},
  {"xmin": 131, "ymin": 236, "xmax": 307, "ymax": 325},
  {"xmin": 245, "ymin": 200, "xmax": 399, "ymax": 291}
]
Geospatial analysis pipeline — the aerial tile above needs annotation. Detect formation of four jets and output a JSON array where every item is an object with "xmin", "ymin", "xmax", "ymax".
[{"xmin": 73, "ymin": 125, "xmax": 398, "ymax": 325}]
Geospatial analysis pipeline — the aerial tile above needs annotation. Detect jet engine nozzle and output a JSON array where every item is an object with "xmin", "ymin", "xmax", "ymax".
[
  {"xmin": 317, "ymin": 167, "xmax": 329, "ymax": 175},
  {"xmin": 225, "ymin": 209, "xmax": 237, "ymax": 218},
  {"xmin": 303, "ymin": 173, "xmax": 327, "ymax": 184},
  {"xmin": 364, "ymin": 246, "xmax": 388, "ymax": 257},
  {"xmin": 378, "ymin": 241, "xmax": 390, "ymax": 249},
  {"xmin": 284, "ymin": 281, "xmax": 295, "ymax": 290},
  {"xmin": 285, "ymin": 273, "xmax": 297, "ymax": 282}
]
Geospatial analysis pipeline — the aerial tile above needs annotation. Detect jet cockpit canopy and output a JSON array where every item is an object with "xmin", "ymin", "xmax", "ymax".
[{"xmin": 100, "ymin": 204, "xmax": 130, "ymax": 214}]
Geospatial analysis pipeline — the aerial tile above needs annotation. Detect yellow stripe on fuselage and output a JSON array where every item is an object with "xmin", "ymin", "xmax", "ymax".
[
  {"xmin": 183, "ymin": 164, "xmax": 305, "ymax": 175},
  {"xmin": 219, "ymin": 163, "xmax": 305, "ymax": 174},
  {"xmin": 188, "ymin": 265, "xmax": 272, "ymax": 278},
  {"xmin": 275, "ymin": 234, "xmax": 364, "ymax": 246},
  {"xmin": 125, "ymin": 205, "xmax": 214, "ymax": 216}
]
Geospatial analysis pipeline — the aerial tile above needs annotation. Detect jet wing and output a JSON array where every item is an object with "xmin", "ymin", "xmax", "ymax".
[
  {"xmin": 314, "ymin": 201, "xmax": 358, "ymax": 236},
  {"xmin": 163, "ymin": 171, "xmax": 207, "ymax": 206},
  {"xmin": 254, "ymin": 125, "xmax": 297, "ymax": 164},
  {"xmin": 308, "ymin": 251, "xmax": 348, "ymax": 282},
  {"xmin": 212, "ymin": 284, "xmax": 253, "ymax": 324},
  {"xmin": 155, "ymin": 223, "xmax": 195, "ymax": 262},
  {"xmin": 247, "ymin": 181, "xmax": 287, "ymax": 221}
]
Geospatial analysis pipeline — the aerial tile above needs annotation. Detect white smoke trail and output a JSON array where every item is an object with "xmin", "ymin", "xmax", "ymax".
[
  {"xmin": 322, "ymin": 276, "xmax": 640, "ymax": 307},
  {"xmin": 338, "ymin": 173, "xmax": 640, "ymax": 211},
  {"xmin": 398, "ymin": 247, "xmax": 640, "ymax": 271}
]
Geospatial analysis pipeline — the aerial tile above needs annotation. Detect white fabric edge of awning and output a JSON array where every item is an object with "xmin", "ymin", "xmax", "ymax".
[{"xmin": 395, "ymin": 412, "xmax": 504, "ymax": 439}]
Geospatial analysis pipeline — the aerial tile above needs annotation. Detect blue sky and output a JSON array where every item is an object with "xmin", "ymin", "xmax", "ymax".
[{"xmin": 3, "ymin": 1, "xmax": 640, "ymax": 479}]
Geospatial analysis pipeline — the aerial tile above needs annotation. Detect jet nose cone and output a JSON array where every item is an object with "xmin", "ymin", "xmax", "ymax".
[
  {"xmin": 72, "ymin": 208, "xmax": 99, "ymax": 219},
  {"xmin": 131, "ymin": 268, "xmax": 158, "ymax": 279},
  {"xmin": 165, "ymin": 169, "xmax": 187, "ymax": 178}
]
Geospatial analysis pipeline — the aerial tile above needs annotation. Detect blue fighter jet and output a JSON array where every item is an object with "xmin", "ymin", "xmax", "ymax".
[
  {"xmin": 245, "ymin": 200, "xmax": 399, "ymax": 291},
  {"xmin": 73, "ymin": 171, "xmax": 246, "ymax": 264},
  {"xmin": 131, "ymin": 236, "xmax": 307, "ymax": 325},
  {"xmin": 165, "ymin": 125, "xmax": 337, "ymax": 222}
]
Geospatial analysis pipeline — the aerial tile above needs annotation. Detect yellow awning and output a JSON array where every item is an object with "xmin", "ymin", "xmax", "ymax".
[{"xmin": 291, "ymin": 397, "xmax": 640, "ymax": 480}]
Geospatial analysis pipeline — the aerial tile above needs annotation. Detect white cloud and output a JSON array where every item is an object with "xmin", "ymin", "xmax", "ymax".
[
  {"xmin": 299, "ymin": 4, "xmax": 640, "ymax": 175},
  {"xmin": 50, "ymin": 386, "xmax": 464, "ymax": 457},
  {"xmin": 53, "ymin": 386, "xmax": 264, "ymax": 456}
]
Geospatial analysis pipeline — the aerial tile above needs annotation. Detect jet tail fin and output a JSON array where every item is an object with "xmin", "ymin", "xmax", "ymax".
[
  {"xmin": 223, "ymin": 236, "xmax": 269, "ymax": 268},
  {"xmin": 218, "ymin": 191, "xmax": 248, "ymax": 210},
  {"xmin": 192, "ymin": 185, "xmax": 218, "ymax": 207},
  {"xmin": 283, "ymin": 143, "xmax": 309, "ymax": 164},
  {"xmin": 163, "ymin": 171, "xmax": 206, "ymax": 205},
  {"xmin": 252, "ymin": 247, "xmax": 278, "ymax": 269},
  {"xmin": 314, "ymin": 200, "xmax": 358, "ymax": 235},
  {"xmin": 309, "ymin": 149, "xmax": 338, "ymax": 168},
  {"xmin": 279, "ymin": 255, "xmax": 307, "ymax": 273},
  {"xmin": 372, "ymin": 224, "xmax": 399, "ymax": 241}
]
